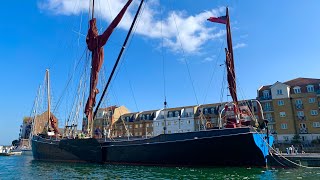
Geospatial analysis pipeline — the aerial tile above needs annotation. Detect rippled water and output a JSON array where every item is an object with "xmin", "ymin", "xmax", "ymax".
[{"xmin": 1, "ymin": 155, "xmax": 320, "ymax": 180}]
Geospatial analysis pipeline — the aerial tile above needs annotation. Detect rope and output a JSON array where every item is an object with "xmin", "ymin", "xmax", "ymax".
[
  {"xmin": 202, "ymin": 40, "xmax": 225, "ymax": 104},
  {"xmin": 252, "ymin": 128, "xmax": 320, "ymax": 169},
  {"xmin": 170, "ymin": 0, "xmax": 199, "ymax": 106}
]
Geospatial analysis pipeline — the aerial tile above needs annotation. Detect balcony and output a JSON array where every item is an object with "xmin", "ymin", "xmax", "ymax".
[
  {"xmin": 296, "ymin": 116, "xmax": 306, "ymax": 121},
  {"xmin": 299, "ymin": 128, "xmax": 308, "ymax": 134},
  {"xmin": 259, "ymin": 96, "xmax": 272, "ymax": 101},
  {"xmin": 263, "ymin": 107, "xmax": 273, "ymax": 112},
  {"xmin": 295, "ymin": 104, "xmax": 304, "ymax": 110}
]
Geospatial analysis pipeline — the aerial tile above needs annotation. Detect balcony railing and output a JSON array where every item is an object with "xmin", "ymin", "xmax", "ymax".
[
  {"xmin": 299, "ymin": 128, "xmax": 308, "ymax": 134},
  {"xmin": 259, "ymin": 96, "xmax": 272, "ymax": 101},
  {"xmin": 296, "ymin": 116, "xmax": 306, "ymax": 121},
  {"xmin": 263, "ymin": 107, "xmax": 273, "ymax": 112},
  {"xmin": 295, "ymin": 104, "xmax": 304, "ymax": 110}
]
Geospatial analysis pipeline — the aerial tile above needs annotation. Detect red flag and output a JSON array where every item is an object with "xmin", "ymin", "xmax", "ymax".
[{"xmin": 207, "ymin": 16, "xmax": 227, "ymax": 24}]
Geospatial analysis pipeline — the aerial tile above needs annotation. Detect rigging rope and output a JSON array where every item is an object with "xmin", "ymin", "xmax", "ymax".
[
  {"xmin": 169, "ymin": 0, "xmax": 199, "ymax": 106},
  {"xmin": 202, "ymin": 41, "xmax": 225, "ymax": 104}
]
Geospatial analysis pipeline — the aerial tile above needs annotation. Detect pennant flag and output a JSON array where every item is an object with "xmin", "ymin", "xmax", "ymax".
[{"xmin": 207, "ymin": 16, "xmax": 227, "ymax": 24}]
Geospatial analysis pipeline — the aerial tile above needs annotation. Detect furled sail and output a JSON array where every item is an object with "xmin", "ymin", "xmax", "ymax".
[
  {"xmin": 85, "ymin": 0, "xmax": 133, "ymax": 123},
  {"xmin": 208, "ymin": 7, "xmax": 238, "ymax": 104}
]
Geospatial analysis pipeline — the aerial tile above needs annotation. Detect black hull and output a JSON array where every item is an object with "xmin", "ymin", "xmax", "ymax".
[
  {"xmin": 102, "ymin": 128, "xmax": 271, "ymax": 167},
  {"xmin": 31, "ymin": 136, "xmax": 102, "ymax": 163},
  {"xmin": 31, "ymin": 128, "xmax": 272, "ymax": 167}
]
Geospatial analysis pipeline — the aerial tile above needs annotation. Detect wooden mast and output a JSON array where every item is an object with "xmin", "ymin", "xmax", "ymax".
[
  {"xmin": 46, "ymin": 69, "xmax": 51, "ymax": 133},
  {"xmin": 93, "ymin": 0, "xmax": 145, "ymax": 120}
]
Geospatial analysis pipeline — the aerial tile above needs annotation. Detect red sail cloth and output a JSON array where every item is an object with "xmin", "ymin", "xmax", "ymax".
[
  {"xmin": 85, "ymin": 0, "xmax": 133, "ymax": 122},
  {"xmin": 208, "ymin": 8, "xmax": 238, "ymax": 105}
]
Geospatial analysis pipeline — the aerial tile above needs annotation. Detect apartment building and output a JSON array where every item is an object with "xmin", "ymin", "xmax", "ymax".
[{"xmin": 257, "ymin": 78, "xmax": 320, "ymax": 143}]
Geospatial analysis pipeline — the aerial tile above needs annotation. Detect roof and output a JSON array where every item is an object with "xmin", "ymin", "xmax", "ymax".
[
  {"xmin": 258, "ymin": 78, "xmax": 320, "ymax": 92},
  {"xmin": 284, "ymin": 77, "xmax": 320, "ymax": 87}
]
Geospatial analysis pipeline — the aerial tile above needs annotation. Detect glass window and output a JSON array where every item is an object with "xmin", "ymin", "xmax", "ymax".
[
  {"xmin": 263, "ymin": 90, "xmax": 270, "ymax": 98},
  {"xmin": 311, "ymin": 110, "xmax": 318, "ymax": 116},
  {"xmin": 297, "ymin": 111, "xmax": 304, "ymax": 117},
  {"xmin": 313, "ymin": 122, "xmax": 320, "ymax": 128},
  {"xmin": 280, "ymin": 123, "xmax": 288, "ymax": 129},
  {"xmin": 280, "ymin": 112, "xmax": 286, "ymax": 117},
  {"xmin": 307, "ymin": 85, "xmax": 314, "ymax": 92},
  {"xmin": 295, "ymin": 99, "xmax": 302, "ymax": 105},
  {"xmin": 278, "ymin": 100, "xmax": 284, "ymax": 106},
  {"xmin": 309, "ymin": 98, "xmax": 316, "ymax": 103},
  {"xmin": 293, "ymin": 87, "xmax": 301, "ymax": 94},
  {"xmin": 175, "ymin": 111, "xmax": 179, "ymax": 117},
  {"xmin": 168, "ymin": 112, "xmax": 173, "ymax": 118},
  {"xmin": 277, "ymin": 89, "xmax": 283, "ymax": 95}
]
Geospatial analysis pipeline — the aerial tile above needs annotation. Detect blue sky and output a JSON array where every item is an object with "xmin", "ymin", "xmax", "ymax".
[{"xmin": 0, "ymin": 0, "xmax": 319, "ymax": 145}]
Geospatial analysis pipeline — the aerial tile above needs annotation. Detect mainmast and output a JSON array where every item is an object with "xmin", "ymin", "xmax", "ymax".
[
  {"xmin": 46, "ymin": 69, "xmax": 51, "ymax": 132},
  {"xmin": 93, "ymin": 0, "xmax": 145, "ymax": 120},
  {"xmin": 208, "ymin": 7, "xmax": 238, "ymax": 105}
]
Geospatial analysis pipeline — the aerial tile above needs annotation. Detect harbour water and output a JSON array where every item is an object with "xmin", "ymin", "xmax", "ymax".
[{"xmin": 1, "ymin": 155, "xmax": 320, "ymax": 180}]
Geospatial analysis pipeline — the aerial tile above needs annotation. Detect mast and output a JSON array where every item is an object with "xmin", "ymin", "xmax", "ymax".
[
  {"xmin": 93, "ymin": 0, "xmax": 145, "ymax": 120},
  {"xmin": 207, "ymin": 7, "xmax": 238, "ymax": 105},
  {"xmin": 46, "ymin": 69, "xmax": 51, "ymax": 132},
  {"xmin": 91, "ymin": 0, "xmax": 95, "ymax": 19}
]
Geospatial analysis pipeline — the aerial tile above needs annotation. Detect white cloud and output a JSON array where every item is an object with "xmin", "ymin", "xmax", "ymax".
[
  {"xmin": 38, "ymin": 0, "xmax": 226, "ymax": 54},
  {"xmin": 233, "ymin": 43, "xmax": 247, "ymax": 50},
  {"xmin": 202, "ymin": 55, "xmax": 216, "ymax": 63}
]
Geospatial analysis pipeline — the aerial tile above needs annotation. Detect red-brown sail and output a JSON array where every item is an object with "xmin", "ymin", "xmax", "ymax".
[
  {"xmin": 85, "ymin": 0, "xmax": 133, "ymax": 123},
  {"xmin": 208, "ymin": 7, "xmax": 238, "ymax": 104}
]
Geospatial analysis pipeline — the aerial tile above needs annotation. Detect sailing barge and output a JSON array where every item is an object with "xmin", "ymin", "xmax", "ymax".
[{"xmin": 32, "ymin": 0, "xmax": 273, "ymax": 167}]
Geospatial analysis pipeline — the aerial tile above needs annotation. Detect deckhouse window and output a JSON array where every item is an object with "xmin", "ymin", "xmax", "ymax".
[{"xmin": 168, "ymin": 112, "xmax": 173, "ymax": 117}]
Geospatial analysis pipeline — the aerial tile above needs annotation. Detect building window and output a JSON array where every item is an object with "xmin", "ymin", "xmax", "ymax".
[
  {"xmin": 263, "ymin": 90, "xmax": 270, "ymax": 98},
  {"xmin": 204, "ymin": 108, "xmax": 209, "ymax": 114},
  {"xmin": 266, "ymin": 113, "xmax": 273, "ymax": 121},
  {"xmin": 311, "ymin": 110, "xmax": 318, "ymax": 116},
  {"xmin": 309, "ymin": 98, "xmax": 316, "ymax": 103},
  {"xmin": 295, "ymin": 99, "xmax": 302, "ymax": 105},
  {"xmin": 167, "ymin": 121, "xmax": 171, "ymax": 126},
  {"xmin": 297, "ymin": 111, "xmax": 304, "ymax": 117},
  {"xmin": 168, "ymin": 112, "xmax": 173, "ymax": 118},
  {"xmin": 278, "ymin": 100, "xmax": 284, "ymax": 106},
  {"xmin": 280, "ymin": 112, "xmax": 286, "ymax": 117},
  {"xmin": 299, "ymin": 123, "xmax": 306, "ymax": 129},
  {"xmin": 264, "ymin": 102, "xmax": 271, "ymax": 111},
  {"xmin": 280, "ymin": 123, "xmax": 288, "ymax": 129},
  {"xmin": 187, "ymin": 120, "xmax": 191, "ymax": 124},
  {"xmin": 283, "ymin": 136, "xmax": 289, "ymax": 141},
  {"xmin": 313, "ymin": 122, "xmax": 320, "ymax": 128},
  {"xmin": 293, "ymin": 87, "xmax": 301, "ymax": 94},
  {"xmin": 277, "ymin": 89, "xmax": 283, "ymax": 95},
  {"xmin": 139, "ymin": 124, "xmax": 143, "ymax": 128},
  {"xmin": 135, "ymin": 124, "xmax": 138, "ymax": 128},
  {"xmin": 174, "ymin": 111, "xmax": 179, "ymax": 117},
  {"xmin": 307, "ymin": 85, "xmax": 314, "ymax": 92}
]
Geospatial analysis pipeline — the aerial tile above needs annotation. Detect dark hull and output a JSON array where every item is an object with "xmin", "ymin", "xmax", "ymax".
[
  {"xmin": 102, "ymin": 128, "xmax": 272, "ymax": 167},
  {"xmin": 31, "ymin": 136, "xmax": 102, "ymax": 162},
  {"xmin": 32, "ymin": 128, "xmax": 272, "ymax": 167}
]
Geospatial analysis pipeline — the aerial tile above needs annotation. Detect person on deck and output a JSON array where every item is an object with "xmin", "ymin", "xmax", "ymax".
[{"xmin": 85, "ymin": 0, "xmax": 133, "ymax": 123}]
